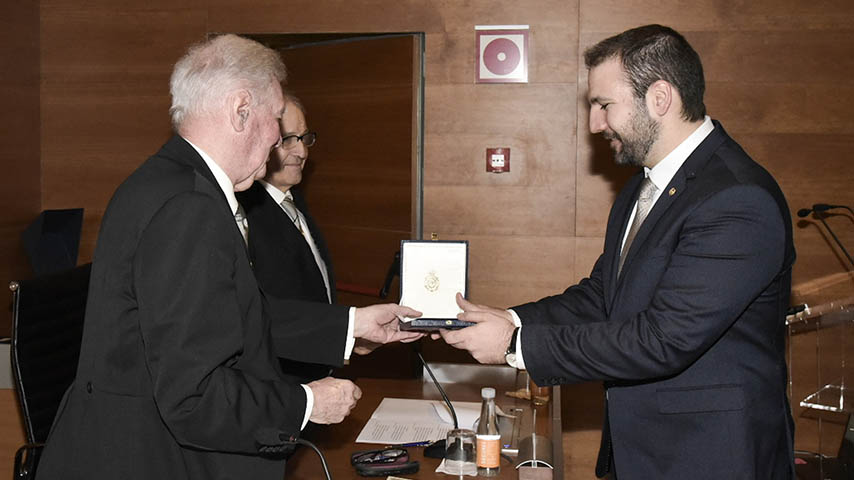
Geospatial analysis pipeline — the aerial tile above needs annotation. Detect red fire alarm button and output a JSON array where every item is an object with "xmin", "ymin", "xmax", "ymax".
[{"xmin": 486, "ymin": 147, "xmax": 510, "ymax": 173}]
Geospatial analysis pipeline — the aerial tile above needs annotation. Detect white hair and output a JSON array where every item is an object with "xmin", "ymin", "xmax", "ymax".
[{"xmin": 169, "ymin": 34, "xmax": 286, "ymax": 130}]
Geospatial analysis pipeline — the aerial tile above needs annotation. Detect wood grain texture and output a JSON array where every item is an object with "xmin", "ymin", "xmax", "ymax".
[
  {"xmin": 579, "ymin": 0, "xmax": 854, "ymax": 32},
  {"xmin": 21, "ymin": 0, "xmax": 854, "ymax": 474},
  {"xmin": 40, "ymin": 1, "xmax": 208, "ymax": 265},
  {"xmin": 1, "ymin": 0, "xmax": 40, "ymax": 337},
  {"xmin": 269, "ymin": 35, "xmax": 415, "ymax": 299},
  {"xmin": 424, "ymin": 83, "xmax": 576, "ymax": 185}
]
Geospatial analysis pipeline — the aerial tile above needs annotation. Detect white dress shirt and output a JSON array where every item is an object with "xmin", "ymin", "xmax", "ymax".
[
  {"xmin": 185, "ymin": 139, "xmax": 315, "ymax": 429},
  {"xmin": 256, "ymin": 180, "xmax": 357, "ymax": 361}
]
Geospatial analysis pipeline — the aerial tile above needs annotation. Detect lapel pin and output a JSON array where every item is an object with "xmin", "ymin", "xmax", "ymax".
[{"xmin": 668, "ymin": 187, "xmax": 677, "ymax": 196}]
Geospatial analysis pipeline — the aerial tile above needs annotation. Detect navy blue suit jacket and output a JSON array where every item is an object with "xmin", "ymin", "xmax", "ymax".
[{"xmin": 514, "ymin": 122, "xmax": 796, "ymax": 479}]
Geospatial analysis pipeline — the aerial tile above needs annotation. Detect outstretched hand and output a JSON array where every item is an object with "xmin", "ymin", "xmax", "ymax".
[
  {"xmin": 353, "ymin": 303, "xmax": 424, "ymax": 346},
  {"xmin": 437, "ymin": 293, "xmax": 516, "ymax": 364}
]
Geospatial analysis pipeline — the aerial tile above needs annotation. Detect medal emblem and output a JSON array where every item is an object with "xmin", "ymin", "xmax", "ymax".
[{"xmin": 424, "ymin": 270, "xmax": 440, "ymax": 292}]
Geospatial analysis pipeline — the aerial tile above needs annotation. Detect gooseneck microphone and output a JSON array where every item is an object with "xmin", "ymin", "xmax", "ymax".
[
  {"xmin": 798, "ymin": 203, "xmax": 854, "ymax": 217},
  {"xmin": 798, "ymin": 203, "xmax": 854, "ymax": 267},
  {"xmin": 416, "ymin": 349, "xmax": 459, "ymax": 459}
]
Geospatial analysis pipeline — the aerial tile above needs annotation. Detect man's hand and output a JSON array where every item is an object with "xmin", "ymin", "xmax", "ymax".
[
  {"xmin": 307, "ymin": 377, "xmax": 362, "ymax": 424},
  {"xmin": 438, "ymin": 293, "xmax": 516, "ymax": 364},
  {"xmin": 456, "ymin": 293, "xmax": 514, "ymax": 323},
  {"xmin": 353, "ymin": 303, "xmax": 424, "ymax": 345}
]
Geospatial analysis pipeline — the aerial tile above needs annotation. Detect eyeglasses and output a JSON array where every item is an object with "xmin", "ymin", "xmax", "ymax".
[
  {"xmin": 276, "ymin": 131, "xmax": 317, "ymax": 149},
  {"xmin": 350, "ymin": 448, "xmax": 408, "ymax": 465}
]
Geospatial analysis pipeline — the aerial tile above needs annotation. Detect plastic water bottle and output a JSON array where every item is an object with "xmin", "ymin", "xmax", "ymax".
[{"xmin": 476, "ymin": 387, "xmax": 500, "ymax": 476}]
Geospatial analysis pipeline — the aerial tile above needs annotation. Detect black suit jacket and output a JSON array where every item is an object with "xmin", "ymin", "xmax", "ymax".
[
  {"xmin": 514, "ymin": 122, "xmax": 796, "ymax": 479},
  {"xmin": 238, "ymin": 182, "xmax": 335, "ymax": 304},
  {"xmin": 237, "ymin": 182, "xmax": 348, "ymax": 383},
  {"xmin": 36, "ymin": 136, "xmax": 345, "ymax": 480}
]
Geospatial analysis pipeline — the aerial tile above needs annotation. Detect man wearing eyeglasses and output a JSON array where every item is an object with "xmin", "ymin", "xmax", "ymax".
[
  {"xmin": 238, "ymin": 94, "xmax": 413, "ymax": 385},
  {"xmin": 35, "ymin": 36, "xmax": 421, "ymax": 480}
]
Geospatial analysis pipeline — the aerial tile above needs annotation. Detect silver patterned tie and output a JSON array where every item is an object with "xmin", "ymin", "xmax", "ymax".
[
  {"xmin": 279, "ymin": 197, "xmax": 306, "ymax": 236},
  {"xmin": 235, "ymin": 204, "xmax": 249, "ymax": 245},
  {"xmin": 618, "ymin": 177, "xmax": 657, "ymax": 276}
]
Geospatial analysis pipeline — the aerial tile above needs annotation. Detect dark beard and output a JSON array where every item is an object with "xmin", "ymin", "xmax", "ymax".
[{"xmin": 606, "ymin": 102, "xmax": 660, "ymax": 167}]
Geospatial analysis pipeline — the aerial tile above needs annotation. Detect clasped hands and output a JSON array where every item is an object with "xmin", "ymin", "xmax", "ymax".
[{"xmin": 309, "ymin": 302, "xmax": 423, "ymax": 424}]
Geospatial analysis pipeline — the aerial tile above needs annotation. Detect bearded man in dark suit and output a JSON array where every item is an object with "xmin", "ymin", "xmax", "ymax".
[
  {"xmin": 440, "ymin": 25, "xmax": 796, "ymax": 480},
  {"xmin": 36, "ymin": 34, "xmax": 419, "ymax": 480}
]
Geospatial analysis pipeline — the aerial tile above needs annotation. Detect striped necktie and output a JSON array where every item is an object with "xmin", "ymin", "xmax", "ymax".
[{"xmin": 280, "ymin": 196, "xmax": 306, "ymax": 236}]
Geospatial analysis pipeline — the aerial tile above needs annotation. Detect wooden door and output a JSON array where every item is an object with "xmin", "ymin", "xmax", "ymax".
[
  {"xmin": 278, "ymin": 34, "xmax": 419, "ymax": 306},
  {"xmin": 251, "ymin": 33, "xmax": 423, "ymax": 377}
]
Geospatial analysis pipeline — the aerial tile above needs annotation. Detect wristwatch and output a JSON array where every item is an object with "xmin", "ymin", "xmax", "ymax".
[{"xmin": 505, "ymin": 327, "xmax": 520, "ymax": 367}]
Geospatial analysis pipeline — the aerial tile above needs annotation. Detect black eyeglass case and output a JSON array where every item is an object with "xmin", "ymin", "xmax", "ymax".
[{"xmin": 354, "ymin": 459, "xmax": 420, "ymax": 477}]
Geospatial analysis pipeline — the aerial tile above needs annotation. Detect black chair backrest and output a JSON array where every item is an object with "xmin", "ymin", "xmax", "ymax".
[{"xmin": 10, "ymin": 262, "xmax": 91, "ymax": 444}]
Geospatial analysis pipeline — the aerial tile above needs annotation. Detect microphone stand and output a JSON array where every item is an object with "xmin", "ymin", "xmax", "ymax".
[
  {"xmin": 814, "ymin": 210, "xmax": 854, "ymax": 268},
  {"xmin": 793, "ymin": 204, "xmax": 854, "ymax": 480}
]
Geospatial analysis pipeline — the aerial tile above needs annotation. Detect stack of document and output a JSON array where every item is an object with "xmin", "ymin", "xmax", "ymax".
[{"xmin": 355, "ymin": 398, "xmax": 480, "ymax": 444}]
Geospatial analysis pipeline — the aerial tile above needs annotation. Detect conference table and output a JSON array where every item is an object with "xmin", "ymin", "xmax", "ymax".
[{"xmin": 285, "ymin": 363, "xmax": 563, "ymax": 479}]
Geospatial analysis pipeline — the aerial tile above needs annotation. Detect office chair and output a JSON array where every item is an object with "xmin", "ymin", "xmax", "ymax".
[{"xmin": 9, "ymin": 263, "xmax": 91, "ymax": 480}]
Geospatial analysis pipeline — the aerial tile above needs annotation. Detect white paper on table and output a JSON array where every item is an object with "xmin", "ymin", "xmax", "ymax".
[
  {"xmin": 355, "ymin": 398, "xmax": 480, "ymax": 444},
  {"xmin": 399, "ymin": 241, "xmax": 468, "ymax": 321}
]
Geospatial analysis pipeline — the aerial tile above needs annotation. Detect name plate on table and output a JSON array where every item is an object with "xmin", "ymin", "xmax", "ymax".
[{"xmin": 399, "ymin": 240, "xmax": 473, "ymax": 331}]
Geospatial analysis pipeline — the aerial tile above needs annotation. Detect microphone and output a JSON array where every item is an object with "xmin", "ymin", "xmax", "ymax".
[
  {"xmin": 416, "ymin": 349, "xmax": 458, "ymax": 459},
  {"xmin": 814, "ymin": 203, "xmax": 854, "ymax": 216},
  {"xmin": 799, "ymin": 203, "xmax": 854, "ymax": 267},
  {"xmin": 799, "ymin": 204, "xmax": 854, "ymax": 217}
]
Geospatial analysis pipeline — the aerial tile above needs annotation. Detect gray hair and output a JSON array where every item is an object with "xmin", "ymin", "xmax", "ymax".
[
  {"xmin": 282, "ymin": 90, "xmax": 306, "ymax": 116},
  {"xmin": 169, "ymin": 34, "xmax": 287, "ymax": 130}
]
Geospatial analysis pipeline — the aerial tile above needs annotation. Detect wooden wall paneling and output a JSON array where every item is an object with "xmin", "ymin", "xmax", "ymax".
[
  {"xmin": 207, "ymin": 0, "xmax": 445, "ymax": 34},
  {"xmin": 1, "ymin": 0, "xmax": 40, "ymax": 465},
  {"xmin": 423, "ymin": 83, "xmax": 576, "ymax": 184},
  {"xmin": 40, "ymin": 1, "xmax": 209, "ymax": 264},
  {"xmin": 423, "ymin": 0, "xmax": 578, "ymax": 85},
  {"xmin": 272, "ymin": 35, "xmax": 414, "ymax": 308},
  {"xmin": 560, "ymin": 382, "xmax": 604, "ymax": 479},
  {"xmin": 579, "ymin": 0, "xmax": 854, "ymax": 33},
  {"xmin": 0, "ymin": 0, "xmax": 40, "ymax": 225},
  {"xmin": 322, "ymin": 225, "xmax": 408, "ymax": 297},
  {"xmin": 286, "ymin": 41, "xmax": 413, "ymax": 231},
  {"xmin": 737, "ymin": 133, "xmax": 854, "ymax": 288},
  {"xmin": 574, "ymin": 236, "xmax": 605, "ymax": 284},
  {"xmin": 1, "ymin": 0, "xmax": 40, "ymax": 336},
  {"xmin": 464, "ymin": 234, "xmax": 576, "ymax": 308},
  {"xmin": 423, "ymin": 83, "xmax": 576, "ymax": 236}
]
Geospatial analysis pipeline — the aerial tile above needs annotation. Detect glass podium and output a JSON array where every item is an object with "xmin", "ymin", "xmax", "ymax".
[{"xmin": 787, "ymin": 296, "xmax": 854, "ymax": 480}]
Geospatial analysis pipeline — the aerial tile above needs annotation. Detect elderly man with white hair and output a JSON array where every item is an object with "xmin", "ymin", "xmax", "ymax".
[{"xmin": 36, "ymin": 34, "xmax": 420, "ymax": 480}]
